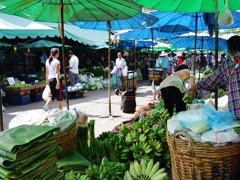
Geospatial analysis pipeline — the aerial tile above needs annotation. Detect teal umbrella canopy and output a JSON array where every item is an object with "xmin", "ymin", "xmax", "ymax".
[
  {"xmin": 0, "ymin": 0, "xmax": 142, "ymax": 22},
  {"xmin": 22, "ymin": 40, "xmax": 71, "ymax": 48}
]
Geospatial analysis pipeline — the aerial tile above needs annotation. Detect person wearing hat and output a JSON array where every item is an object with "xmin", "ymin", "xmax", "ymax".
[
  {"xmin": 66, "ymin": 51, "xmax": 80, "ymax": 86},
  {"xmin": 177, "ymin": 52, "xmax": 187, "ymax": 67}
]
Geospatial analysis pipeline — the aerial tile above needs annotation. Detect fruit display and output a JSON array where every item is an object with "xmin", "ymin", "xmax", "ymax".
[
  {"xmin": 124, "ymin": 159, "xmax": 168, "ymax": 180},
  {"xmin": 182, "ymin": 93, "xmax": 194, "ymax": 104},
  {"xmin": 65, "ymin": 157, "xmax": 126, "ymax": 180}
]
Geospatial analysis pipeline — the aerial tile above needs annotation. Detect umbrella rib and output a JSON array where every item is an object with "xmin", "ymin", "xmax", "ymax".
[
  {"xmin": 75, "ymin": 0, "xmax": 101, "ymax": 21},
  {"xmin": 95, "ymin": 0, "xmax": 139, "ymax": 20}
]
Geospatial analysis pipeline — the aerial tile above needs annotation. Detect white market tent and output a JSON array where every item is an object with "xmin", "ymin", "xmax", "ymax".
[{"xmin": 0, "ymin": 13, "xmax": 108, "ymax": 46}]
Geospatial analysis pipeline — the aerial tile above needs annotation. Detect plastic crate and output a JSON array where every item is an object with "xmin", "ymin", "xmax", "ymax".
[
  {"xmin": 30, "ymin": 92, "xmax": 42, "ymax": 102},
  {"xmin": 10, "ymin": 95, "xmax": 30, "ymax": 105}
]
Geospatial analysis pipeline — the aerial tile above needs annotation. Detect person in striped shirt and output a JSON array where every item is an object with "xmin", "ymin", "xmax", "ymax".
[{"xmin": 190, "ymin": 35, "xmax": 240, "ymax": 119}]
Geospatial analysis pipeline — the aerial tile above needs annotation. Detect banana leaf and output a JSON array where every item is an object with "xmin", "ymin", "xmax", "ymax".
[
  {"xmin": 0, "ymin": 147, "xmax": 60, "ymax": 179},
  {"xmin": 0, "ymin": 137, "xmax": 57, "ymax": 162},
  {"xmin": 57, "ymin": 151, "xmax": 91, "ymax": 170},
  {"xmin": 0, "ymin": 140, "xmax": 57, "ymax": 169},
  {"xmin": 0, "ymin": 125, "xmax": 59, "ymax": 153}
]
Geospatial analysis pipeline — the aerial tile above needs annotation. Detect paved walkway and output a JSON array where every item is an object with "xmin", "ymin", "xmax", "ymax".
[{"xmin": 2, "ymin": 80, "xmax": 154, "ymax": 136}]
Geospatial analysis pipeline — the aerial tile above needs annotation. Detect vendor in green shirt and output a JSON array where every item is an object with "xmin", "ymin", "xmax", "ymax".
[{"xmin": 158, "ymin": 64, "xmax": 195, "ymax": 116}]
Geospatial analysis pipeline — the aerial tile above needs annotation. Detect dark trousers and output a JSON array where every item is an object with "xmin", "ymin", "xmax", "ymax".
[
  {"xmin": 161, "ymin": 86, "xmax": 186, "ymax": 116},
  {"xmin": 49, "ymin": 78, "xmax": 62, "ymax": 101}
]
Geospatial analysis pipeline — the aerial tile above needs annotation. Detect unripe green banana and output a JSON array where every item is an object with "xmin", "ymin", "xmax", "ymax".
[
  {"xmin": 146, "ymin": 159, "xmax": 154, "ymax": 176},
  {"xmin": 149, "ymin": 162, "xmax": 160, "ymax": 178},
  {"xmin": 134, "ymin": 160, "xmax": 142, "ymax": 177}
]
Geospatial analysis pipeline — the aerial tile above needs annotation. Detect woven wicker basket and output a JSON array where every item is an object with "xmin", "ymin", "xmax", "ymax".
[
  {"xmin": 54, "ymin": 122, "xmax": 76, "ymax": 158},
  {"xmin": 167, "ymin": 131, "xmax": 240, "ymax": 180}
]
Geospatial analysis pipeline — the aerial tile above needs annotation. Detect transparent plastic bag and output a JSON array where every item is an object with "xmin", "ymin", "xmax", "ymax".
[
  {"xmin": 175, "ymin": 110, "xmax": 210, "ymax": 134},
  {"xmin": 218, "ymin": 0, "xmax": 234, "ymax": 25},
  {"xmin": 201, "ymin": 129, "xmax": 240, "ymax": 144},
  {"xmin": 42, "ymin": 85, "xmax": 51, "ymax": 101}
]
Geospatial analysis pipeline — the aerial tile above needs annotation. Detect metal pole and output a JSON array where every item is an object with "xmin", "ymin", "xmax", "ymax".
[
  {"xmin": 215, "ymin": 0, "xmax": 219, "ymax": 110},
  {"xmin": 0, "ymin": 85, "xmax": 3, "ymax": 131},
  {"xmin": 134, "ymin": 39, "xmax": 137, "ymax": 70},
  {"xmin": 60, "ymin": 0, "xmax": 69, "ymax": 110},
  {"xmin": 194, "ymin": 13, "xmax": 198, "ymax": 76},
  {"xmin": 107, "ymin": 21, "xmax": 112, "ymax": 116}
]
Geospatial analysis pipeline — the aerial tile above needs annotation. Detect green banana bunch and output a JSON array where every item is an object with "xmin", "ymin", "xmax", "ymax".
[
  {"xmin": 126, "ymin": 131, "xmax": 139, "ymax": 144},
  {"xmin": 148, "ymin": 139, "xmax": 163, "ymax": 157},
  {"xmin": 131, "ymin": 142, "xmax": 152, "ymax": 161},
  {"xmin": 182, "ymin": 93, "xmax": 194, "ymax": 104},
  {"xmin": 124, "ymin": 159, "xmax": 168, "ymax": 180}
]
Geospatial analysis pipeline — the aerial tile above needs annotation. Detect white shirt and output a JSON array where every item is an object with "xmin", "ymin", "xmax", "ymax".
[
  {"xmin": 116, "ymin": 57, "xmax": 126, "ymax": 69},
  {"xmin": 69, "ymin": 55, "xmax": 79, "ymax": 74},
  {"xmin": 46, "ymin": 58, "xmax": 60, "ymax": 79}
]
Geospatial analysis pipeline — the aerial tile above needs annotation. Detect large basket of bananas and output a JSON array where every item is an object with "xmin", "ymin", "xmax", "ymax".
[{"xmin": 167, "ymin": 131, "xmax": 240, "ymax": 180}]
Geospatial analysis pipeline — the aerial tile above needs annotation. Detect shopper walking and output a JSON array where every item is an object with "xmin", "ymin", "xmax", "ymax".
[{"xmin": 44, "ymin": 48, "xmax": 62, "ymax": 110}]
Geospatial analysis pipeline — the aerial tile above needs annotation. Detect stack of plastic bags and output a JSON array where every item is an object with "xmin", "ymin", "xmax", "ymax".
[
  {"xmin": 0, "ymin": 125, "xmax": 62, "ymax": 179},
  {"xmin": 168, "ymin": 105, "xmax": 240, "ymax": 144}
]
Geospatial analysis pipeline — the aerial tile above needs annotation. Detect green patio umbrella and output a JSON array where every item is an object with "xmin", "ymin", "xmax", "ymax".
[
  {"xmin": 134, "ymin": 0, "xmax": 240, "ymax": 12},
  {"xmin": 0, "ymin": 0, "xmax": 142, "ymax": 120}
]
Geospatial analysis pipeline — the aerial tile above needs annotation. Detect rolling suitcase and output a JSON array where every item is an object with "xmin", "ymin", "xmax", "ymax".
[{"xmin": 121, "ymin": 71, "xmax": 136, "ymax": 113}]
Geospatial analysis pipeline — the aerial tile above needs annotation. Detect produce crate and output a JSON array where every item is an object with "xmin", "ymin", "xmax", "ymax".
[
  {"xmin": 167, "ymin": 131, "xmax": 240, "ymax": 180},
  {"xmin": 34, "ymin": 84, "xmax": 45, "ymax": 89},
  {"xmin": 10, "ymin": 94, "xmax": 30, "ymax": 105},
  {"xmin": 4, "ymin": 86, "xmax": 35, "ymax": 92},
  {"xmin": 148, "ymin": 70, "xmax": 163, "ymax": 81},
  {"xmin": 30, "ymin": 92, "xmax": 42, "ymax": 102}
]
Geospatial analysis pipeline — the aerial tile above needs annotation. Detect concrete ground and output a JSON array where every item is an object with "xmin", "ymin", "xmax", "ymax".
[{"xmin": 2, "ymin": 80, "xmax": 154, "ymax": 137}]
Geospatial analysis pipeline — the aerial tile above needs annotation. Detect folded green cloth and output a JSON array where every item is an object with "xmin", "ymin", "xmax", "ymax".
[
  {"xmin": 0, "ymin": 125, "xmax": 59, "ymax": 154},
  {"xmin": 0, "ymin": 139, "xmax": 57, "ymax": 169},
  {"xmin": 57, "ymin": 151, "xmax": 91, "ymax": 170}
]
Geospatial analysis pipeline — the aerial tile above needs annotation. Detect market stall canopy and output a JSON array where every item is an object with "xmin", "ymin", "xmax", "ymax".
[
  {"xmin": 39, "ymin": 22, "xmax": 108, "ymax": 46},
  {"xmin": 134, "ymin": 0, "xmax": 240, "ymax": 12},
  {"xmin": 0, "ymin": 13, "xmax": 108, "ymax": 46},
  {"xmin": 169, "ymin": 32, "xmax": 227, "ymax": 50},
  {"xmin": 73, "ymin": 12, "xmax": 158, "ymax": 31},
  {"xmin": 21, "ymin": 40, "xmax": 71, "ymax": 48}
]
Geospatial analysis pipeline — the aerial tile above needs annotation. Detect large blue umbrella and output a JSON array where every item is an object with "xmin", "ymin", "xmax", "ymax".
[
  {"xmin": 118, "ymin": 28, "xmax": 177, "ymax": 40},
  {"xmin": 74, "ymin": 12, "xmax": 158, "ymax": 30},
  {"xmin": 169, "ymin": 32, "xmax": 227, "ymax": 50},
  {"xmin": 150, "ymin": 11, "xmax": 240, "ymax": 32},
  {"xmin": 118, "ymin": 40, "xmax": 157, "ymax": 48}
]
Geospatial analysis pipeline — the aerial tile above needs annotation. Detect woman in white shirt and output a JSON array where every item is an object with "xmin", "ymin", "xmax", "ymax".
[{"xmin": 43, "ymin": 48, "xmax": 62, "ymax": 110}]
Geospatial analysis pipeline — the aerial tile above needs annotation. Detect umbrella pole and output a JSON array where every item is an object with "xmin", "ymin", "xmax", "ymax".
[
  {"xmin": 214, "ymin": 0, "xmax": 219, "ymax": 110},
  {"xmin": 151, "ymin": 28, "xmax": 156, "ymax": 100},
  {"xmin": 107, "ymin": 21, "xmax": 112, "ymax": 117},
  {"xmin": 0, "ymin": 85, "xmax": 3, "ymax": 131},
  {"xmin": 60, "ymin": 0, "xmax": 69, "ymax": 110},
  {"xmin": 194, "ymin": 13, "xmax": 198, "ymax": 76},
  {"xmin": 134, "ymin": 39, "xmax": 136, "ymax": 70}
]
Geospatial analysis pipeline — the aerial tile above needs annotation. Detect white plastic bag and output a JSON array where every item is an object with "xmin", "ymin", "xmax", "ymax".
[
  {"xmin": 218, "ymin": 0, "xmax": 234, "ymax": 25},
  {"xmin": 42, "ymin": 85, "xmax": 51, "ymax": 101}
]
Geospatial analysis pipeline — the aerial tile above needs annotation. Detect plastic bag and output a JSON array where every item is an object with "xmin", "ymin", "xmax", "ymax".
[
  {"xmin": 218, "ymin": 0, "xmax": 234, "ymax": 25},
  {"xmin": 167, "ymin": 118, "xmax": 184, "ymax": 134},
  {"xmin": 111, "ymin": 66, "xmax": 118, "ymax": 75},
  {"xmin": 201, "ymin": 129, "xmax": 240, "ymax": 144},
  {"xmin": 42, "ymin": 85, "xmax": 51, "ymax": 101},
  {"xmin": 176, "ymin": 110, "xmax": 210, "ymax": 134},
  {"xmin": 202, "ymin": 105, "xmax": 236, "ymax": 131}
]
